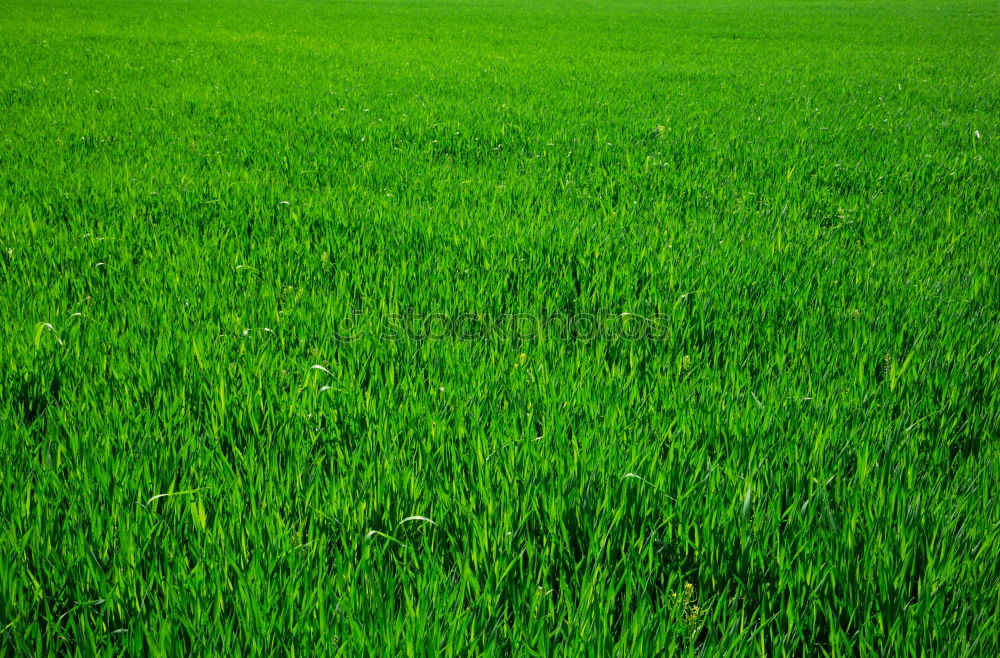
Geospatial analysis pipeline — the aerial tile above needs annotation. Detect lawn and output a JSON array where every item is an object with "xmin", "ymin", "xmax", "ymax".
[{"xmin": 1, "ymin": 0, "xmax": 998, "ymax": 655}]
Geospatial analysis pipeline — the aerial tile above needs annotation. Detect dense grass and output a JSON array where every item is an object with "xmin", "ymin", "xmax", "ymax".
[{"xmin": 2, "ymin": 0, "xmax": 999, "ymax": 654}]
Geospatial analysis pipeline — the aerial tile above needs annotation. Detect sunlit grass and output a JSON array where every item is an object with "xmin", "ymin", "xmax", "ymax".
[{"xmin": 1, "ymin": 0, "xmax": 998, "ymax": 655}]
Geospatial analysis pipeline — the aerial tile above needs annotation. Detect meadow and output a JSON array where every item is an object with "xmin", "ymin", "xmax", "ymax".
[{"xmin": 1, "ymin": 0, "xmax": 998, "ymax": 654}]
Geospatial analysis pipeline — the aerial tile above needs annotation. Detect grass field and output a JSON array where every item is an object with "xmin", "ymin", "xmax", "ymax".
[{"xmin": 1, "ymin": 0, "xmax": 999, "ymax": 654}]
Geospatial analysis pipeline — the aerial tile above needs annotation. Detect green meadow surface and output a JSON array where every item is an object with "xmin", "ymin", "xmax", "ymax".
[{"xmin": 1, "ymin": 0, "xmax": 999, "ymax": 654}]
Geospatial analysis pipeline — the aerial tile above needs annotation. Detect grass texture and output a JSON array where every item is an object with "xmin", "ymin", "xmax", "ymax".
[{"xmin": 1, "ymin": 0, "xmax": 999, "ymax": 655}]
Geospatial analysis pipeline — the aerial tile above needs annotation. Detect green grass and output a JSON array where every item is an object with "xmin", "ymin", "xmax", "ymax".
[{"xmin": 1, "ymin": 0, "xmax": 999, "ymax": 654}]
